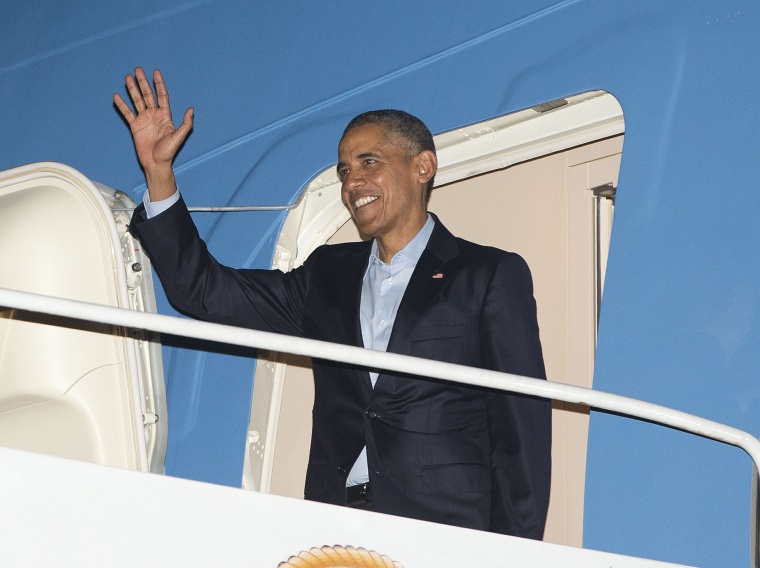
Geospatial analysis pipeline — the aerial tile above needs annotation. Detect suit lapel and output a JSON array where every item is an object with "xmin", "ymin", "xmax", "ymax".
[
  {"xmin": 384, "ymin": 215, "xmax": 460, "ymax": 356},
  {"xmin": 339, "ymin": 243, "xmax": 371, "ymax": 350},
  {"xmin": 338, "ymin": 242, "xmax": 373, "ymax": 391}
]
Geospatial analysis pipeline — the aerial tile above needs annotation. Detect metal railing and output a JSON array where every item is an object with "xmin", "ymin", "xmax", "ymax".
[{"xmin": 1, "ymin": 285, "xmax": 758, "ymax": 565}]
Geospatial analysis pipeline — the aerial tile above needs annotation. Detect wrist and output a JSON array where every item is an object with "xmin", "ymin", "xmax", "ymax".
[{"xmin": 144, "ymin": 164, "xmax": 177, "ymax": 202}]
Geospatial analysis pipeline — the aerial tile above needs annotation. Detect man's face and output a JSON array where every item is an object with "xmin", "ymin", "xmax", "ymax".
[{"xmin": 338, "ymin": 123, "xmax": 428, "ymax": 243}]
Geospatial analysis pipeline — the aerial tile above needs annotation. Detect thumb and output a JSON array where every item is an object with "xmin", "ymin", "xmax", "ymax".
[{"xmin": 175, "ymin": 107, "xmax": 194, "ymax": 143}]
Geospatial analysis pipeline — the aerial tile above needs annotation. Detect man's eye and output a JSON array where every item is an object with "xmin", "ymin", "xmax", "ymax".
[{"xmin": 337, "ymin": 168, "xmax": 348, "ymax": 179}]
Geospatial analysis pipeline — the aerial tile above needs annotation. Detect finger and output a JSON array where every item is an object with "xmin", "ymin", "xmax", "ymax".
[
  {"xmin": 154, "ymin": 69, "xmax": 170, "ymax": 110},
  {"xmin": 125, "ymin": 73, "xmax": 146, "ymax": 111},
  {"xmin": 135, "ymin": 66, "xmax": 158, "ymax": 110},
  {"xmin": 113, "ymin": 93, "xmax": 136, "ymax": 124},
  {"xmin": 174, "ymin": 107, "xmax": 195, "ymax": 143}
]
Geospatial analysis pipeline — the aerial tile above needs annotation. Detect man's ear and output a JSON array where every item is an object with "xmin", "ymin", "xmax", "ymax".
[{"xmin": 416, "ymin": 150, "xmax": 437, "ymax": 184}]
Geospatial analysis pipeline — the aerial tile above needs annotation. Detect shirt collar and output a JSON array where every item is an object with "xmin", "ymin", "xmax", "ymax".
[{"xmin": 369, "ymin": 213, "xmax": 435, "ymax": 266}]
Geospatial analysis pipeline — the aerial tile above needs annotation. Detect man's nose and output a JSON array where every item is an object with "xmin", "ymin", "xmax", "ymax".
[{"xmin": 343, "ymin": 168, "xmax": 364, "ymax": 189}]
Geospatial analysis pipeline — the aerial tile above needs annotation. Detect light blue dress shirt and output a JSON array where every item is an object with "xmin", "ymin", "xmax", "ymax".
[{"xmin": 346, "ymin": 214, "xmax": 435, "ymax": 486}]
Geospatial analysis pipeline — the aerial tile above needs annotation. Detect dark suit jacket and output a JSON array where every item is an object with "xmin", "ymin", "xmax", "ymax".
[{"xmin": 130, "ymin": 197, "xmax": 551, "ymax": 539}]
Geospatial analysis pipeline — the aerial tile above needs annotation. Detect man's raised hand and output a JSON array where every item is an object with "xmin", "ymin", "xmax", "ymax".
[{"xmin": 114, "ymin": 67, "xmax": 193, "ymax": 201}]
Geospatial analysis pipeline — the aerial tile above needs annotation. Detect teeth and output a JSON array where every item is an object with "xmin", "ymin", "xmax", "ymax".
[{"xmin": 354, "ymin": 196, "xmax": 378, "ymax": 209}]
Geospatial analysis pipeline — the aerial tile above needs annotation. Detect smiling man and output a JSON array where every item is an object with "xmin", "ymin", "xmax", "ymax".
[
  {"xmin": 338, "ymin": 118, "xmax": 435, "ymax": 263},
  {"xmin": 118, "ymin": 68, "xmax": 551, "ymax": 539}
]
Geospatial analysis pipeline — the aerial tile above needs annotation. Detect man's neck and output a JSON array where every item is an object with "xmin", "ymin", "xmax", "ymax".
[{"xmin": 374, "ymin": 214, "xmax": 431, "ymax": 263}]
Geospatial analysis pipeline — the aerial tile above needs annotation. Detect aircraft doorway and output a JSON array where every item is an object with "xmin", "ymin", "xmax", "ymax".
[{"xmin": 243, "ymin": 91, "xmax": 623, "ymax": 546}]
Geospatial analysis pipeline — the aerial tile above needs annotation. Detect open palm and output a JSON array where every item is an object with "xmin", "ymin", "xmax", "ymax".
[{"xmin": 114, "ymin": 68, "xmax": 193, "ymax": 171}]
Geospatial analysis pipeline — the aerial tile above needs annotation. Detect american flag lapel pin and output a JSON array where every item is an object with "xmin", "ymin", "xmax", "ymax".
[{"xmin": 432, "ymin": 271, "xmax": 444, "ymax": 279}]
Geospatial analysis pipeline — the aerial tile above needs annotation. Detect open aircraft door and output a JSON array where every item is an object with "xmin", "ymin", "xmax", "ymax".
[{"xmin": 0, "ymin": 162, "xmax": 167, "ymax": 473}]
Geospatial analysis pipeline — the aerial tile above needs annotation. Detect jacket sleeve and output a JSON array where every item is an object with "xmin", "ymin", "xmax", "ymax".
[
  {"xmin": 129, "ymin": 196, "xmax": 310, "ymax": 336},
  {"xmin": 479, "ymin": 252, "xmax": 552, "ymax": 539}
]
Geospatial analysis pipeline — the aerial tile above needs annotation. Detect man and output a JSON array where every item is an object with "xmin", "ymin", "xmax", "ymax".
[{"xmin": 115, "ymin": 68, "xmax": 551, "ymax": 538}]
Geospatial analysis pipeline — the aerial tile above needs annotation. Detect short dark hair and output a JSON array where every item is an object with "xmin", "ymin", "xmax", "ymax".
[{"xmin": 343, "ymin": 109, "xmax": 436, "ymax": 195}]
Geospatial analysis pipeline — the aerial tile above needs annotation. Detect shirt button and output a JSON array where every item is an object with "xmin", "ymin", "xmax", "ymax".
[
  {"xmin": 365, "ymin": 409, "xmax": 378, "ymax": 419},
  {"xmin": 380, "ymin": 319, "xmax": 387, "ymax": 327}
]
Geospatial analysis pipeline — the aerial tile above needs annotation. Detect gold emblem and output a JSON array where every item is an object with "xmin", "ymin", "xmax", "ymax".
[{"xmin": 278, "ymin": 545, "xmax": 404, "ymax": 567}]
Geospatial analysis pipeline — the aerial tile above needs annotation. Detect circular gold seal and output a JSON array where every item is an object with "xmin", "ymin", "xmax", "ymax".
[{"xmin": 278, "ymin": 545, "xmax": 404, "ymax": 568}]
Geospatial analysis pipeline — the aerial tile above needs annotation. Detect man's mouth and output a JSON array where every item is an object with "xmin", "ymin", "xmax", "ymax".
[{"xmin": 353, "ymin": 195, "xmax": 378, "ymax": 209}]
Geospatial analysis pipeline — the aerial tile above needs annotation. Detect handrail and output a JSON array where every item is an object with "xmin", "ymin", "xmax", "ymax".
[{"xmin": 1, "ymin": 285, "xmax": 759, "ymax": 564}]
